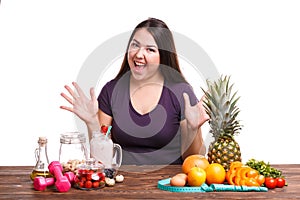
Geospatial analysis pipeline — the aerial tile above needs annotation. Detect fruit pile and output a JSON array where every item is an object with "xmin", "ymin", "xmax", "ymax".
[
  {"xmin": 169, "ymin": 154, "xmax": 287, "ymax": 190},
  {"xmin": 170, "ymin": 154, "xmax": 226, "ymax": 187}
]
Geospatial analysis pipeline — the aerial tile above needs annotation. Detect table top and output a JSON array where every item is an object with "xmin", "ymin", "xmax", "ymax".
[{"xmin": 0, "ymin": 164, "xmax": 299, "ymax": 199}]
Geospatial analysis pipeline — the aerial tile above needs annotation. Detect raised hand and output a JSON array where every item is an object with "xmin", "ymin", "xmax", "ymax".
[
  {"xmin": 60, "ymin": 82, "xmax": 99, "ymax": 124},
  {"xmin": 183, "ymin": 93, "xmax": 209, "ymax": 130}
]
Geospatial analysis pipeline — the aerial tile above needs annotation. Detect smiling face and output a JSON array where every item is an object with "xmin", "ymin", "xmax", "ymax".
[{"xmin": 127, "ymin": 28, "xmax": 161, "ymax": 82}]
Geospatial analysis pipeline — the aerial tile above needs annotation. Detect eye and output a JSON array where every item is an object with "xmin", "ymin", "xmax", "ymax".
[
  {"xmin": 147, "ymin": 48, "xmax": 156, "ymax": 53},
  {"xmin": 130, "ymin": 42, "xmax": 139, "ymax": 49}
]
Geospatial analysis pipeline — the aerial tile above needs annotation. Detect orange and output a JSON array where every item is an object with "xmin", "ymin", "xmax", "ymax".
[
  {"xmin": 205, "ymin": 163, "xmax": 226, "ymax": 185},
  {"xmin": 182, "ymin": 154, "xmax": 210, "ymax": 174},
  {"xmin": 187, "ymin": 167, "xmax": 206, "ymax": 186}
]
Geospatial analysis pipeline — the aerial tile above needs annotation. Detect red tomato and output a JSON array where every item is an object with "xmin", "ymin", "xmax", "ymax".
[
  {"xmin": 79, "ymin": 181, "xmax": 85, "ymax": 188},
  {"xmin": 85, "ymin": 180, "xmax": 92, "ymax": 188},
  {"xmin": 93, "ymin": 181, "xmax": 100, "ymax": 188},
  {"xmin": 265, "ymin": 177, "xmax": 277, "ymax": 189},
  {"xmin": 276, "ymin": 178, "xmax": 286, "ymax": 188}
]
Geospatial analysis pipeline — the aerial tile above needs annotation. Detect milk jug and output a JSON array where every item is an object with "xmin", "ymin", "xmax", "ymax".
[{"xmin": 90, "ymin": 126, "xmax": 122, "ymax": 169}]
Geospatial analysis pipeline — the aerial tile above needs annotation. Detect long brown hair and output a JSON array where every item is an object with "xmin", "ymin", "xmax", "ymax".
[{"xmin": 115, "ymin": 18, "xmax": 187, "ymax": 83}]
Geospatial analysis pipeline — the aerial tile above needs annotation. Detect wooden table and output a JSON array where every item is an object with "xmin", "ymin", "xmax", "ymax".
[{"xmin": 0, "ymin": 164, "xmax": 299, "ymax": 199}]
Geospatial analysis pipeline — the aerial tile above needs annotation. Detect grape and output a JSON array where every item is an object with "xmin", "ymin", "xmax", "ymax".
[{"xmin": 104, "ymin": 168, "xmax": 116, "ymax": 179}]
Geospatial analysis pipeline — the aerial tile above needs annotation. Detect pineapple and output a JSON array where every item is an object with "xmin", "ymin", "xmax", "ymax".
[{"xmin": 202, "ymin": 75, "xmax": 242, "ymax": 171}]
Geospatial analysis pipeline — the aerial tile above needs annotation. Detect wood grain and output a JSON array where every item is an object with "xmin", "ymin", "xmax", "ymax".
[{"xmin": 0, "ymin": 164, "xmax": 299, "ymax": 199}]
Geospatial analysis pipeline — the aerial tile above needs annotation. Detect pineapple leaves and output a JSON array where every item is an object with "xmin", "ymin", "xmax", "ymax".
[{"xmin": 201, "ymin": 75, "xmax": 242, "ymax": 138}]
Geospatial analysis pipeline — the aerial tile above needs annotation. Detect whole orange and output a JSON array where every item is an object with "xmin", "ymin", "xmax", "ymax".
[
  {"xmin": 182, "ymin": 154, "xmax": 210, "ymax": 174},
  {"xmin": 187, "ymin": 167, "xmax": 206, "ymax": 186},
  {"xmin": 205, "ymin": 163, "xmax": 226, "ymax": 185}
]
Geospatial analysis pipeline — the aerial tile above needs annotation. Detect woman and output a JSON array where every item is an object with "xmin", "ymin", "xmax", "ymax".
[{"xmin": 61, "ymin": 18, "xmax": 209, "ymax": 165}]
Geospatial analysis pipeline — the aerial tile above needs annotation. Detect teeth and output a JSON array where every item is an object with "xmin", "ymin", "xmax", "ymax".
[{"xmin": 135, "ymin": 61, "xmax": 145, "ymax": 67}]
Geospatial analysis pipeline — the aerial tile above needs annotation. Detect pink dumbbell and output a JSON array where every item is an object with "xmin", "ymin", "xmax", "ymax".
[
  {"xmin": 33, "ymin": 172, "xmax": 75, "ymax": 191},
  {"xmin": 48, "ymin": 161, "xmax": 71, "ymax": 192},
  {"xmin": 64, "ymin": 171, "xmax": 75, "ymax": 184},
  {"xmin": 34, "ymin": 176, "xmax": 55, "ymax": 191}
]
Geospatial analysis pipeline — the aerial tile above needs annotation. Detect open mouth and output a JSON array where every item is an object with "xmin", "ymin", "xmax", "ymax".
[{"xmin": 134, "ymin": 61, "xmax": 146, "ymax": 68}]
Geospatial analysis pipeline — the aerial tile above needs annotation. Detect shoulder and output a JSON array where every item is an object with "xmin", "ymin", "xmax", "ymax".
[
  {"xmin": 102, "ymin": 73, "xmax": 130, "ymax": 91},
  {"xmin": 101, "ymin": 78, "xmax": 124, "ymax": 94},
  {"xmin": 102, "ymin": 78, "xmax": 118, "ymax": 89}
]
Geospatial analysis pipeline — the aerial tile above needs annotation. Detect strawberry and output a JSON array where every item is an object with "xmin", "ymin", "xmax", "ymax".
[{"xmin": 101, "ymin": 125, "xmax": 108, "ymax": 134}]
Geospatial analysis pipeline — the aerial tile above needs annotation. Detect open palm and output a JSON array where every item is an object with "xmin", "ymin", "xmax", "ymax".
[{"xmin": 60, "ymin": 82, "xmax": 98, "ymax": 124}]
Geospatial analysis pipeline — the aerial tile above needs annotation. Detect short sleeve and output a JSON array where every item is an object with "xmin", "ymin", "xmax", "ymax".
[{"xmin": 97, "ymin": 81, "xmax": 114, "ymax": 117}]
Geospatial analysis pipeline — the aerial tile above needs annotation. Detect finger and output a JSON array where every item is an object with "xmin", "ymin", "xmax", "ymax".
[
  {"xmin": 90, "ymin": 87, "xmax": 96, "ymax": 101},
  {"xmin": 64, "ymin": 85, "xmax": 78, "ymax": 99},
  {"xmin": 183, "ymin": 92, "xmax": 191, "ymax": 109},
  {"xmin": 59, "ymin": 105, "xmax": 74, "ymax": 113},
  {"xmin": 61, "ymin": 92, "xmax": 74, "ymax": 105},
  {"xmin": 72, "ymin": 82, "xmax": 86, "ymax": 99}
]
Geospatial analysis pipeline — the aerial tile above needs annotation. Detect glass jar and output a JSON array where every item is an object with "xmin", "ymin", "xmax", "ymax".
[
  {"xmin": 59, "ymin": 132, "xmax": 88, "ymax": 166},
  {"xmin": 74, "ymin": 158, "xmax": 105, "ymax": 190}
]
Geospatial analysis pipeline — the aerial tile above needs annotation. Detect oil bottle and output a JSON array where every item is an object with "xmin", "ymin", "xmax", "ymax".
[{"xmin": 30, "ymin": 137, "xmax": 52, "ymax": 180}]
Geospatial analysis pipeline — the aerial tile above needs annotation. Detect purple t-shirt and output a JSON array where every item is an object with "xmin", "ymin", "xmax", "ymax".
[{"xmin": 98, "ymin": 73, "xmax": 198, "ymax": 165}]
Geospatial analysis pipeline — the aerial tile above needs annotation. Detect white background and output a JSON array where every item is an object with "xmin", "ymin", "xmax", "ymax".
[{"xmin": 0, "ymin": 0, "xmax": 299, "ymax": 166}]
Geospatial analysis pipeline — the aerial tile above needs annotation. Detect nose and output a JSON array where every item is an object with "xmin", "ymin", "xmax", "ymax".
[{"xmin": 135, "ymin": 47, "xmax": 144, "ymax": 58}]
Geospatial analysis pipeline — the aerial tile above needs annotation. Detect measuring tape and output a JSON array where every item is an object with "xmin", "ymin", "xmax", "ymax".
[{"xmin": 157, "ymin": 178, "xmax": 268, "ymax": 192}]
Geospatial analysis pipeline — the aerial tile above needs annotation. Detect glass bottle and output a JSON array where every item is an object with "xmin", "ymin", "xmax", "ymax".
[
  {"xmin": 30, "ymin": 137, "xmax": 51, "ymax": 180},
  {"xmin": 59, "ymin": 132, "xmax": 88, "ymax": 165}
]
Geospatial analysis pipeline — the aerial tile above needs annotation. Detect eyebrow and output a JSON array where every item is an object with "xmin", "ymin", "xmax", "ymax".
[{"xmin": 132, "ymin": 39, "xmax": 158, "ymax": 48}]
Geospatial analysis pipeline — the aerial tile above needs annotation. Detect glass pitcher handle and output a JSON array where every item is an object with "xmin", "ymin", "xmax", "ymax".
[{"xmin": 113, "ymin": 143, "xmax": 122, "ymax": 168}]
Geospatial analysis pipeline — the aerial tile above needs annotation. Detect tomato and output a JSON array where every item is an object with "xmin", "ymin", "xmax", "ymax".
[
  {"xmin": 93, "ymin": 181, "xmax": 100, "ymax": 188},
  {"xmin": 79, "ymin": 181, "xmax": 85, "ymax": 188},
  {"xmin": 265, "ymin": 177, "xmax": 277, "ymax": 189},
  {"xmin": 276, "ymin": 178, "xmax": 286, "ymax": 188},
  {"xmin": 85, "ymin": 180, "xmax": 93, "ymax": 188},
  {"xmin": 86, "ymin": 173, "xmax": 92, "ymax": 181}
]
